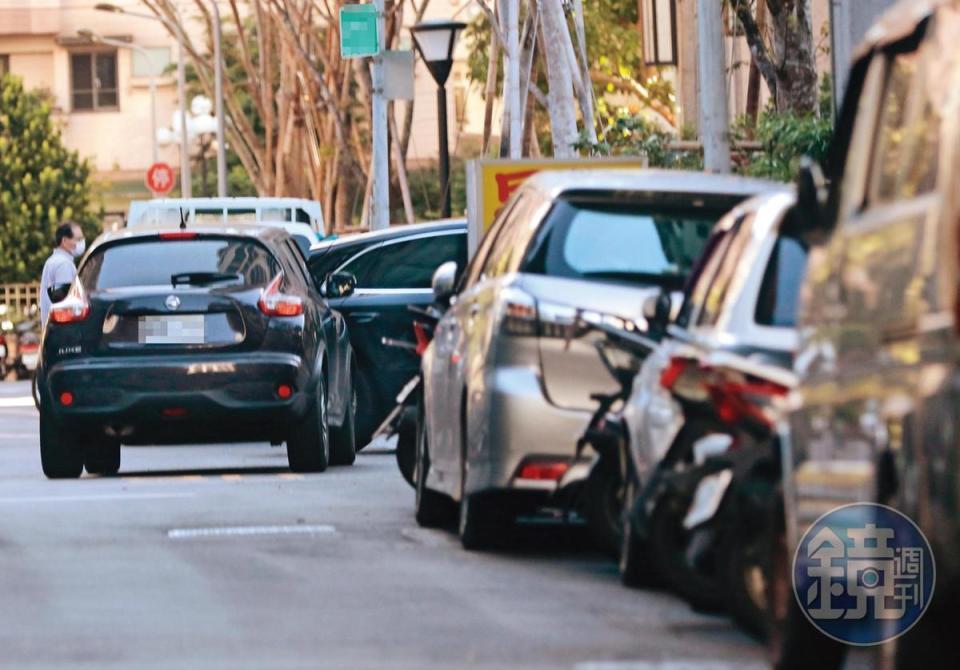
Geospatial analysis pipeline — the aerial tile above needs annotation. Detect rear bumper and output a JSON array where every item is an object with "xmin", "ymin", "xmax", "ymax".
[
  {"xmin": 465, "ymin": 364, "xmax": 593, "ymax": 497},
  {"xmin": 40, "ymin": 352, "xmax": 312, "ymax": 444}
]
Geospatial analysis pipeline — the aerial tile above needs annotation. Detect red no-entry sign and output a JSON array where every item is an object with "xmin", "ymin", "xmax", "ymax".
[{"xmin": 145, "ymin": 162, "xmax": 176, "ymax": 195}]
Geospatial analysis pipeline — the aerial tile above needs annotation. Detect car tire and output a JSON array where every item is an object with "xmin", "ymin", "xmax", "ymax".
[
  {"xmin": 39, "ymin": 412, "xmax": 83, "ymax": 479},
  {"xmin": 286, "ymin": 376, "xmax": 330, "ymax": 473},
  {"xmin": 619, "ymin": 473, "xmax": 653, "ymax": 588},
  {"xmin": 354, "ymin": 367, "xmax": 379, "ymax": 451},
  {"xmin": 413, "ymin": 398, "xmax": 454, "ymax": 528},
  {"xmin": 396, "ymin": 416, "xmax": 416, "ymax": 488},
  {"xmin": 84, "ymin": 438, "xmax": 122, "ymax": 477},
  {"xmin": 583, "ymin": 454, "xmax": 623, "ymax": 557},
  {"xmin": 329, "ymin": 383, "xmax": 357, "ymax": 466},
  {"xmin": 648, "ymin": 491, "xmax": 724, "ymax": 612},
  {"xmin": 458, "ymin": 491, "xmax": 504, "ymax": 551}
]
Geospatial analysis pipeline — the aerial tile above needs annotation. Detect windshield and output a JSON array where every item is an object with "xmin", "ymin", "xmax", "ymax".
[
  {"xmin": 523, "ymin": 195, "xmax": 742, "ymax": 290},
  {"xmin": 80, "ymin": 238, "xmax": 280, "ymax": 291}
]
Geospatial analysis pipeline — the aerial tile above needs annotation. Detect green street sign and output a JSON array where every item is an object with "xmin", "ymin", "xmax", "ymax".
[{"xmin": 340, "ymin": 5, "xmax": 380, "ymax": 59}]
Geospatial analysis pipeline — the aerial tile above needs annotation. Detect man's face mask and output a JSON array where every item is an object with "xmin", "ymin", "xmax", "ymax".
[{"xmin": 71, "ymin": 238, "xmax": 86, "ymax": 258}]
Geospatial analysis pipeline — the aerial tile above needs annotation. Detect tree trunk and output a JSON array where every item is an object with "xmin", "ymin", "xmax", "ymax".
[{"xmin": 539, "ymin": 0, "xmax": 579, "ymax": 157}]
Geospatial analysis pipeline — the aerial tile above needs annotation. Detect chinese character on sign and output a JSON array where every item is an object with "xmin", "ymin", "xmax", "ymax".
[{"xmin": 793, "ymin": 503, "xmax": 935, "ymax": 646}]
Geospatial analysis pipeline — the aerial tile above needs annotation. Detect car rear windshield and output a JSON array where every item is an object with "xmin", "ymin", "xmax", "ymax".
[
  {"xmin": 522, "ymin": 194, "xmax": 744, "ymax": 290},
  {"xmin": 80, "ymin": 237, "xmax": 281, "ymax": 290}
]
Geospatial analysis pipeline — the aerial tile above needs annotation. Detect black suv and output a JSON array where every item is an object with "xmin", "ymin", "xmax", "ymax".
[
  {"xmin": 309, "ymin": 219, "xmax": 466, "ymax": 445},
  {"xmin": 38, "ymin": 224, "xmax": 356, "ymax": 478}
]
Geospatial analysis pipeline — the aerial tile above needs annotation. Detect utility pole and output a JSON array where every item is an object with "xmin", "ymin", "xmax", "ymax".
[
  {"xmin": 697, "ymin": 0, "xmax": 731, "ymax": 173},
  {"xmin": 369, "ymin": 0, "xmax": 389, "ymax": 230}
]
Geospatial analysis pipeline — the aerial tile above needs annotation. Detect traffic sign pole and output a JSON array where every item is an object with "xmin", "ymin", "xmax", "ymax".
[{"xmin": 370, "ymin": 0, "xmax": 389, "ymax": 231}]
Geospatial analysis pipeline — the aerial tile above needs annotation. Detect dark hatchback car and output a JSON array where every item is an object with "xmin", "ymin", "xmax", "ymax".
[
  {"xmin": 37, "ymin": 225, "xmax": 356, "ymax": 479},
  {"xmin": 308, "ymin": 219, "xmax": 466, "ymax": 445}
]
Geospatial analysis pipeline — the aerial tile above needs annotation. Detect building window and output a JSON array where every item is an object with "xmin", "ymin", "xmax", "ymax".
[
  {"xmin": 0, "ymin": 55, "xmax": 9, "ymax": 77},
  {"xmin": 70, "ymin": 51, "xmax": 118, "ymax": 111},
  {"xmin": 641, "ymin": 0, "xmax": 678, "ymax": 66}
]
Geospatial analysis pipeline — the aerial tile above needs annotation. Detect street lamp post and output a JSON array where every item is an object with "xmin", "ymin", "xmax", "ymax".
[
  {"xmin": 411, "ymin": 20, "xmax": 466, "ymax": 219},
  {"xmin": 77, "ymin": 30, "xmax": 159, "ymax": 165},
  {"xmin": 94, "ymin": 3, "xmax": 192, "ymax": 198}
]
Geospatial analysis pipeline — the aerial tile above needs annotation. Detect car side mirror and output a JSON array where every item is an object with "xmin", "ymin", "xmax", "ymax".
[
  {"xmin": 642, "ymin": 291, "xmax": 672, "ymax": 333},
  {"xmin": 47, "ymin": 283, "xmax": 72, "ymax": 304},
  {"xmin": 322, "ymin": 272, "xmax": 357, "ymax": 299},
  {"xmin": 796, "ymin": 157, "xmax": 827, "ymax": 226},
  {"xmin": 432, "ymin": 261, "xmax": 458, "ymax": 304}
]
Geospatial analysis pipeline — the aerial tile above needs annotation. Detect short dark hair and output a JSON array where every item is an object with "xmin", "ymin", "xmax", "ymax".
[{"xmin": 55, "ymin": 221, "xmax": 78, "ymax": 247}]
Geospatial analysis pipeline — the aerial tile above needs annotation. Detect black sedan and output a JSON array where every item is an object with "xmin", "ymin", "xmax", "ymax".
[
  {"xmin": 308, "ymin": 219, "xmax": 466, "ymax": 446},
  {"xmin": 37, "ymin": 224, "xmax": 356, "ymax": 478}
]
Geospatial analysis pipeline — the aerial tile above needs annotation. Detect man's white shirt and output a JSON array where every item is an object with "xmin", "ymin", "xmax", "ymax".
[{"xmin": 40, "ymin": 248, "xmax": 77, "ymax": 325}]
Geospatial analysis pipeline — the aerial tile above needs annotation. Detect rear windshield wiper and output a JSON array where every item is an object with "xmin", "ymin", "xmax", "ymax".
[{"xmin": 171, "ymin": 272, "xmax": 242, "ymax": 286}]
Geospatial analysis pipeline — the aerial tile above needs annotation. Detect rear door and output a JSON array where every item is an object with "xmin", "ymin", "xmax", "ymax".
[
  {"xmin": 525, "ymin": 194, "xmax": 732, "ymax": 410},
  {"xmin": 78, "ymin": 234, "xmax": 280, "ymax": 356},
  {"xmin": 332, "ymin": 231, "xmax": 467, "ymax": 409}
]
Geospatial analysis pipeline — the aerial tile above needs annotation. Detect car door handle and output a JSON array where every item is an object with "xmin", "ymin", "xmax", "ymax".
[{"xmin": 352, "ymin": 312, "xmax": 380, "ymax": 324}]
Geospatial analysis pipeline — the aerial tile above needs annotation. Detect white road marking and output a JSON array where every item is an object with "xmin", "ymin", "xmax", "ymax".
[
  {"xmin": 0, "ymin": 397, "xmax": 36, "ymax": 407},
  {"xmin": 577, "ymin": 663, "xmax": 766, "ymax": 670},
  {"xmin": 167, "ymin": 524, "xmax": 336, "ymax": 539},
  {"xmin": 0, "ymin": 492, "xmax": 197, "ymax": 503}
]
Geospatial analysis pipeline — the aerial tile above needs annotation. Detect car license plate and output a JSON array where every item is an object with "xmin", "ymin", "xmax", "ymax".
[
  {"xmin": 138, "ymin": 315, "xmax": 206, "ymax": 344},
  {"xmin": 682, "ymin": 469, "xmax": 734, "ymax": 530}
]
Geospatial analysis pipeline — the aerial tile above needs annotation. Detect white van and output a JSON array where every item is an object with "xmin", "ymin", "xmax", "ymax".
[{"xmin": 126, "ymin": 197, "xmax": 326, "ymax": 253}]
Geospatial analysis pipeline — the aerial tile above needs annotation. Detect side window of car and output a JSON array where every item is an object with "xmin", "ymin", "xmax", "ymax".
[
  {"xmin": 755, "ymin": 232, "xmax": 810, "ymax": 328},
  {"xmin": 463, "ymin": 196, "xmax": 522, "ymax": 289},
  {"xmin": 339, "ymin": 234, "xmax": 467, "ymax": 289},
  {"xmin": 479, "ymin": 193, "xmax": 543, "ymax": 281},
  {"xmin": 674, "ymin": 227, "xmax": 736, "ymax": 329},
  {"xmin": 697, "ymin": 212, "xmax": 755, "ymax": 327},
  {"xmin": 284, "ymin": 240, "xmax": 313, "ymax": 289},
  {"xmin": 867, "ymin": 43, "xmax": 941, "ymax": 205}
]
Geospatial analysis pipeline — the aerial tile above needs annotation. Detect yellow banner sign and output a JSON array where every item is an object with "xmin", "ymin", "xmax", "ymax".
[{"xmin": 471, "ymin": 157, "xmax": 649, "ymax": 234}]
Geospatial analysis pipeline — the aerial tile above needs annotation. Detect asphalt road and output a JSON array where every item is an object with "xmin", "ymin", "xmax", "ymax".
[{"xmin": 0, "ymin": 380, "xmax": 766, "ymax": 670}]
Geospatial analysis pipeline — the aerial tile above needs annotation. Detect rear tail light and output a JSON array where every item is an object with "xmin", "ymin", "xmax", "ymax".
[
  {"xmin": 158, "ymin": 231, "xmax": 199, "ymax": 240},
  {"xmin": 276, "ymin": 383, "xmax": 294, "ymax": 399},
  {"xmin": 499, "ymin": 289, "xmax": 538, "ymax": 336},
  {"xmin": 706, "ymin": 378, "xmax": 789, "ymax": 428},
  {"xmin": 259, "ymin": 273, "xmax": 304, "ymax": 317},
  {"xmin": 59, "ymin": 391, "xmax": 74, "ymax": 406},
  {"xmin": 516, "ymin": 460, "xmax": 570, "ymax": 482},
  {"xmin": 49, "ymin": 284, "xmax": 90, "ymax": 324}
]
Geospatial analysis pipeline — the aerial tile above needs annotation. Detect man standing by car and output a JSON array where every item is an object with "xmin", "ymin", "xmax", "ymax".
[{"xmin": 39, "ymin": 221, "xmax": 85, "ymax": 325}]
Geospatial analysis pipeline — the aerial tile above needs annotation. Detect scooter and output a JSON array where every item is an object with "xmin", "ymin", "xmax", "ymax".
[
  {"xmin": 373, "ymin": 303, "xmax": 444, "ymax": 487},
  {"xmin": 572, "ymin": 313, "xmax": 656, "ymax": 556}
]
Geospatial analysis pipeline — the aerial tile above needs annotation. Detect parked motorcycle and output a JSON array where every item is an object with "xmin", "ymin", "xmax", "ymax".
[
  {"xmin": 375, "ymin": 303, "xmax": 444, "ymax": 487},
  {"xmin": 573, "ymin": 312, "xmax": 657, "ymax": 555}
]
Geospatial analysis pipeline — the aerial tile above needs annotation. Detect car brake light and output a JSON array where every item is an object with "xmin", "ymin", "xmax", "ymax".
[
  {"xmin": 158, "ymin": 231, "xmax": 199, "ymax": 240},
  {"xmin": 59, "ymin": 391, "xmax": 74, "ymax": 406},
  {"xmin": 49, "ymin": 284, "xmax": 90, "ymax": 324},
  {"xmin": 259, "ymin": 273, "xmax": 304, "ymax": 317},
  {"xmin": 516, "ymin": 460, "xmax": 569, "ymax": 482},
  {"xmin": 706, "ymin": 378, "xmax": 789, "ymax": 428},
  {"xmin": 276, "ymin": 383, "xmax": 294, "ymax": 399},
  {"xmin": 499, "ymin": 289, "xmax": 538, "ymax": 336}
]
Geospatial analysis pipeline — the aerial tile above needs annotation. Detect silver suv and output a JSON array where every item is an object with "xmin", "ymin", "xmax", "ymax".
[{"xmin": 413, "ymin": 169, "xmax": 779, "ymax": 549}]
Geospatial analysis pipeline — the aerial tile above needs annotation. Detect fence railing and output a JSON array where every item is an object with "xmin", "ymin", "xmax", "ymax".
[{"xmin": 0, "ymin": 283, "xmax": 40, "ymax": 321}]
